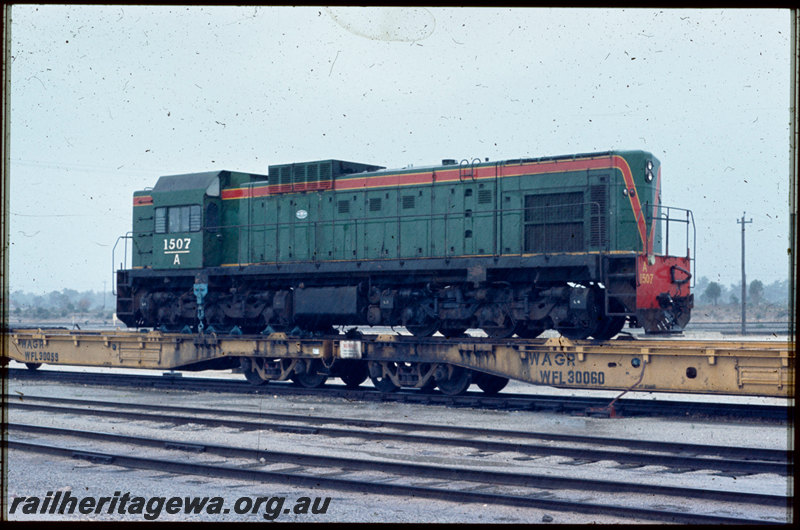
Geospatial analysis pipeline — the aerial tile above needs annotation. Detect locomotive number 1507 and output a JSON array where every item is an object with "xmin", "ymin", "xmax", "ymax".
[{"xmin": 164, "ymin": 238, "xmax": 191, "ymax": 251}]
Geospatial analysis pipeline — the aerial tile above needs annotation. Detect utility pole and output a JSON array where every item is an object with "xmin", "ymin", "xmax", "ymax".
[{"xmin": 737, "ymin": 213, "xmax": 752, "ymax": 335}]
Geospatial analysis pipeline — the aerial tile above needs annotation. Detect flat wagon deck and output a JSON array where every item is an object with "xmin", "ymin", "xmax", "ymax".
[{"xmin": 3, "ymin": 329, "xmax": 793, "ymax": 398}]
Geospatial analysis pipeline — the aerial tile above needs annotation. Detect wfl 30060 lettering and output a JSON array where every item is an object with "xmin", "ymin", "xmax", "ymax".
[
  {"xmin": 528, "ymin": 351, "xmax": 606, "ymax": 386},
  {"xmin": 539, "ymin": 369, "xmax": 606, "ymax": 386}
]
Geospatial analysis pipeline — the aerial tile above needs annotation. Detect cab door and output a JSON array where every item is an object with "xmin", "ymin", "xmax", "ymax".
[{"xmin": 203, "ymin": 198, "xmax": 222, "ymax": 266}]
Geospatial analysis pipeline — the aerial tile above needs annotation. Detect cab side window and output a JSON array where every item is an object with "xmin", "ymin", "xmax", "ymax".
[{"xmin": 155, "ymin": 205, "xmax": 201, "ymax": 233}]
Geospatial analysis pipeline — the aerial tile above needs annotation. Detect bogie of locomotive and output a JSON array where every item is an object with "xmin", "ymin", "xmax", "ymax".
[{"xmin": 116, "ymin": 150, "xmax": 694, "ymax": 341}]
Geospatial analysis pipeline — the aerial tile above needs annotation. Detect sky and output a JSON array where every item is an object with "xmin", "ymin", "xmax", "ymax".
[{"xmin": 7, "ymin": 6, "xmax": 793, "ymax": 294}]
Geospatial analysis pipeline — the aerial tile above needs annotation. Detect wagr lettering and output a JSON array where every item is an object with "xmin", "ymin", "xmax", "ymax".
[{"xmin": 529, "ymin": 352, "xmax": 575, "ymax": 366}]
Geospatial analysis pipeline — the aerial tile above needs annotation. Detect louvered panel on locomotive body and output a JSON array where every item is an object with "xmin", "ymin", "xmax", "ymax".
[
  {"xmin": 498, "ymin": 162, "xmax": 613, "ymax": 256},
  {"xmin": 523, "ymin": 191, "xmax": 585, "ymax": 253}
]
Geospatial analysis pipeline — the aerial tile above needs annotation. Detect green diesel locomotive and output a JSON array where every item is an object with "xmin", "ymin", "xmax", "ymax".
[{"xmin": 116, "ymin": 149, "xmax": 694, "ymax": 341}]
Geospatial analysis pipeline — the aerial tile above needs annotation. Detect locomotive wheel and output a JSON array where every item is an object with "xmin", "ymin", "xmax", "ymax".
[
  {"xmin": 473, "ymin": 372, "xmax": 509, "ymax": 395},
  {"xmin": 239, "ymin": 358, "xmax": 268, "ymax": 386},
  {"xmin": 439, "ymin": 327, "xmax": 467, "ymax": 338},
  {"xmin": 560, "ymin": 286, "xmax": 605, "ymax": 340},
  {"xmin": 435, "ymin": 365, "xmax": 472, "ymax": 396},
  {"xmin": 560, "ymin": 326, "xmax": 594, "ymax": 340},
  {"xmin": 482, "ymin": 319, "xmax": 517, "ymax": 339},
  {"xmin": 406, "ymin": 321, "xmax": 439, "ymax": 338},
  {"xmin": 591, "ymin": 315, "xmax": 626, "ymax": 340},
  {"xmin": 368, "ymin": 361, "xmax": 400, "ymax": 393},
  {"xmin": 514, "ymin": 323, "xmax": 544, "ymax": 339},
  {"xmin": 311, "ymin": 325, "xmax": 338, "ymax": 336},
  {"xmin": 338, "ymin": 361, "xmax": 369, "ymax": 389}
]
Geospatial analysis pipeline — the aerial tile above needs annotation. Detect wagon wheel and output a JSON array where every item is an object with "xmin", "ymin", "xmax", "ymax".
[
  {"xmin": 338, "ymin": 360, "xmax": 369, "ymax": 389},
  {"xmin": 435, "ymin": 365, "xmax": 472, "ymax": 396},
  {"xmin": 419, "ymin": 376, "xmax": 438, "ymax": 393},
  {"xmin": 292, "ymin": 372, "xmax": 328, "ymax": 388},
  {"xmin": 473, "ymin": 372, "xmax": 509, "ymax": 395},
  {"xmin": 368, "ymin": 361, "xmax": 400, "ymax": 393},
  {"xmin": 291, "ymin": 359, "xmax": 328, "ymax": 388},
  {"xmin": 239, "ymin": 357, "xmax": 268, "ymax": 386}
]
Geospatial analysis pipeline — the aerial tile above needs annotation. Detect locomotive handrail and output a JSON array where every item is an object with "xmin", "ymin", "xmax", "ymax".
[
  {"xmin": 646, "ymin": 204, "xmax": 696, "ymax": 287},
  {"xmin": 458, "ymin": 158, "xmax": 480, "ymax": 182},
  {"xmin": 111, "ymin": 232, "xmax": 133, "ymax": 296}
]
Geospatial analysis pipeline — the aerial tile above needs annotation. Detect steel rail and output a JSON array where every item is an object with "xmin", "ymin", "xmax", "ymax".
[
  {"xmin": 8, "ymin": 401, "xmax": 791, "ymax": 476},
  {"xmin": 7, "ymin": 435, "xmax": 785, "ymax": 524},
  {"xmin": 12, "ymin": 394, "xmax": 792, "ymax": 463},
  {"xmin": 9, "ymin": 423, "xmax": 789, "ymax": 508}
]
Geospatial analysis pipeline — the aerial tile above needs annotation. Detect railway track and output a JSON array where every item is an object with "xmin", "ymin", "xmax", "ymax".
[
  {"xmin": 8, "ymin": 367, "xmax": 792, "ymax": 422},
  {"xmin": 7, "ymin": 396, "xmax": 792, "ymax": 476},
  {"xmin": 685, "ymin": 321, "xmax": 790, "ymax": 335},
  {"xmin": 7, "ymin": 418, "xmax": 789, "ymax": 523}
]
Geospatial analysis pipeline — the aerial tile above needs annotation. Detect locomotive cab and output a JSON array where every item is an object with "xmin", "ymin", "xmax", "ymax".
[
  {"xmin": 130, "ymin": 170, "xmax": 267, "ymax": 271},
  {"xmin": 150, "ymin": 172, "xmax": 216, "ymax": 269},
  {"xmin": 118, "ymin": 170, "xmax": 267, "ymax": 328}
]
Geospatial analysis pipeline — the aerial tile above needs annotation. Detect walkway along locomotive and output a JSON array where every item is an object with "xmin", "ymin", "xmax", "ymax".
[{"xmin": 115, "ymin": 150, "xmax": 694, "ymax": 345}]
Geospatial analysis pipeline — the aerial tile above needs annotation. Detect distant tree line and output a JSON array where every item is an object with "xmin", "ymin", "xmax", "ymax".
[
  {"xmin": 695, "ymin": 277, "xmax": 788, "ymax": 308},
  {"xmin": 8, "ymin": 289, "xmax": 114, "ymax": 321}
]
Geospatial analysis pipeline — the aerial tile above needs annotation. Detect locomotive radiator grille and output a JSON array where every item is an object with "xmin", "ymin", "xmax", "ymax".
[{"xmin": 524, "ymin": 192, "xmax": 584, "ymax": 252}]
